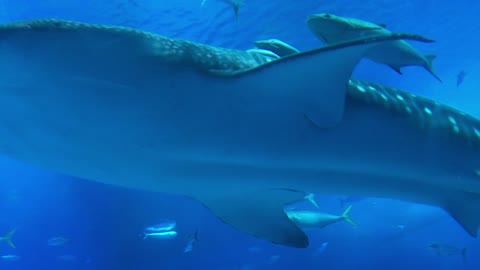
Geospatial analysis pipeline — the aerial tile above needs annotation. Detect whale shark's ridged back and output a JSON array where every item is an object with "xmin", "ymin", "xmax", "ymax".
[
  {"xmin": 0, "ymin": 19, "xmax": 267, "ymax": 75},
  {"xmin": 349, "ymin": 79, "xmax": 480, "ymax": 149}
]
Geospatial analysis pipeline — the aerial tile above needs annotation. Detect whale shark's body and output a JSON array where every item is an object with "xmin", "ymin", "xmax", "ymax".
[{"xmin": 0, "ymin": 19, "xmax": 478, "ymax": 248}]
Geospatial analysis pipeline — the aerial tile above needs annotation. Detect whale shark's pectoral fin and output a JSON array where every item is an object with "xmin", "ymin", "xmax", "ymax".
[
  {"xmin": 229, "ymin": 33, "xmax": 433, "ymax": 128},
  {"xmin": 443, "ymin": 191, "xmax": 480, "ymax": 237},
  {"xmin": 196, "ymin": 188, "xmax": 309, "ymax": 247}
]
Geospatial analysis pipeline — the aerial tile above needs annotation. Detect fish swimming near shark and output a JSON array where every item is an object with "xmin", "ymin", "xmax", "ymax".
[
  {"xmin": 428, "ymin": 242, "xmax": 467, "ymax": 263},
  {"xmin": 286, "ymin": 205, "xmax": 358, "ymax": 229},
  {"xmin": 184, "ymin": 228, "xmax": 199, "ymax": 253},
  {"xmin": 143, "ymin": 231, "xmax": 177, "ymax": 240},
  {"xmin": 221, "ymin": 0, "xmax": 243, "ymax": 20},
  {"xmin": 0, "ymin": 254, "xmax": 20, "ymax": 262},
  {"xmin": 145, "ymin": 220, "xmax": 177, "ymax": 232},
  {"xmin": 47, "ymin": 236, "xmax": 69, "ymax": 246},
  {"xmin": 0, "ymin": 18, "xmax": 477, "ymax": 249},
  {"xmin": 307, "ymin": 13, "xmax": 442, "ymax": 82},
  {"xmin": 456, "ymin": 70, "xmax": 466, "ymax": 88}
]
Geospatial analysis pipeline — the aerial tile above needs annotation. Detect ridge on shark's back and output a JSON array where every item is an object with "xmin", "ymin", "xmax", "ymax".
[{"xmin": 0, "ymin": 18, "xmax": 477, "ymax": 248}]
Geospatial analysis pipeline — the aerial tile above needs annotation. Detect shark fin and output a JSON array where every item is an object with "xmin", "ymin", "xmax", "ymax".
[
  {"xmin": 389, "ymin": 65, "xmax": 403, "ymax": 75},
  {"xmin": 234, "ymin": 33, "xmax": 432, "ymax": 128},
  {"xmin": 304, "ymin": 193, "xmax": 319, "ymax": 208},
  {"xmin": 443, "ymin": 192, "xmax": 480, "ymax": 238},
  {"xmin": 197, "ymin": 188, "xmax": 308, "ymax": 247},
  {"xmin": 424, "ymin": 54, "xmax": 442, "ymax": 82},
  {"xmin": 376, "ymin": 23, "xmax": 387, "ymax": 28},
  {"xmin": 341, "ymin": 205, "xmax": 359, "ymax": 227}
]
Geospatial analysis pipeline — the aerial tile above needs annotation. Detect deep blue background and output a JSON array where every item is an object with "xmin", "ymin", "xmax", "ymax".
[{"xmin": 0, "ymin": 0, "xmax": 479, "ymax": 269}]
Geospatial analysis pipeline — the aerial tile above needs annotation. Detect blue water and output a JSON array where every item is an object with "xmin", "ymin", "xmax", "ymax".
[{"xmin": 0, "ymin": 0, "xmax": 479, "ymax": 269}]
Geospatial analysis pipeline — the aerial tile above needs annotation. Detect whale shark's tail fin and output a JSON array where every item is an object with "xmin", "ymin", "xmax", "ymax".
[
  {"xmin": 341, "ymin": 206, "xmax": 359, "ymax": 227},
  {"xmin": 0, "ymin": 228, "xmax": 16, "ymax": 248}
]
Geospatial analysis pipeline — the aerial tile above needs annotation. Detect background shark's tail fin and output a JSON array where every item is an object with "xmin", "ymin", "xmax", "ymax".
[
  {"xmin": 462, "ymin": 247, "xmax": 467, "ymax": 264},
  {"xmin": 424, "ymin": 54, "xmax": 442, "ymax": 82},
  {"xmin": 2, "ymin": 228, "xmax": 16, "ymax": 248},
  {"xmin": 341, "ymin": 205, "xmax": 359, "ymax": 227}
]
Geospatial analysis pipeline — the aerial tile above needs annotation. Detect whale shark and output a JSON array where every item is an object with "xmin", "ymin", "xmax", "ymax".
[
  {"xmin": 0, "ymin": 19, "xmax": 476, "ymax": 248},
  {"xmin": 307, "ymin": 13, "xmax": 442, "ymax": 82}
]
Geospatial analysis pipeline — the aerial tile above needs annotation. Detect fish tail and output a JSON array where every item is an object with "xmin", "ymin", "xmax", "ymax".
[
  {"xmin": 462, "ymin": 247, "xmax": 467, "ymax": 264},
  {"xmin": 194, "ymin": 228, "xmax": 199, "ymax": 241},
  {"xmin": 341, "ymin": 205, "xmax": 359, "ymax": 227},
  {"xmin": 424, "ymin": 54, "xmax": 442, "ymax": 82},
  {"xmin": 305, "ymin": 193, "xmax": 319, "ymax": 208},
  {"xmin": 1, "ymin": 228, "xmax": 16, "ymax": 248}
]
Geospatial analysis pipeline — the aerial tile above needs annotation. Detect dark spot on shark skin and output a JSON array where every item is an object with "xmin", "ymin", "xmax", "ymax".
[{"xmin": 323, "ymin": 14, "xmax": 332, "ymax": 19}]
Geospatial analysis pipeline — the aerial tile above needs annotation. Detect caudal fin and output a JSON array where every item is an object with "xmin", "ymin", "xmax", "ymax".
[
  {"xmin": 341, "ymin": 205, "xmax": 359, "ymax": 227},
  {"xmin": 1, "ymin": 228, "xmax": 16, "ymax": 248},
  {"xmin": 424, "ymin": 54, "xmax": 442, "ymax": 82}
]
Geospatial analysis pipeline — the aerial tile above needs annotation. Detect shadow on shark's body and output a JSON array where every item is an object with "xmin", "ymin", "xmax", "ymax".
[{"xmin": 0, "ymin": 19, "xmax": 477, "ymax": 248}]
